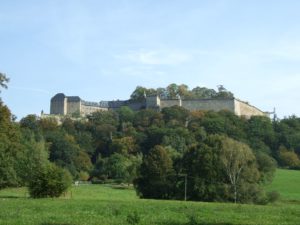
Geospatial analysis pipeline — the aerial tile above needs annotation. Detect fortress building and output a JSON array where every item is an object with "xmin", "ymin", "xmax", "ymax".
[{"xmin": 49, "ymin": 93, "xmax": 267, "ymax": 118}]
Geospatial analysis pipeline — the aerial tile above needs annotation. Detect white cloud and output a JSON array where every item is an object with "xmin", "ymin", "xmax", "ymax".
[{"xmin": 117, "ymin": 49, "xmax": 192, "ymax": 65}]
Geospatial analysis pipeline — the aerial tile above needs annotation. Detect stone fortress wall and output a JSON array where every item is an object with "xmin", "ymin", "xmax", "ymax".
[
  {"xmin": 50, "ymin": 93, "xmax": 267, "ymax": 118},
  {"xmin": 50, "ymin": 93, "xmax": 108, "ymax": 116}
]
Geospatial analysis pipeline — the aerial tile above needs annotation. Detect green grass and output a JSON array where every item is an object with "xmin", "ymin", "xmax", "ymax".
[
  {"xmin": 265, "ymin": 169, "xmax": 300, "ymax": 201},
  {"xmin": 0, "ymin": 170, "xmax": 300, "ymax": 225}
]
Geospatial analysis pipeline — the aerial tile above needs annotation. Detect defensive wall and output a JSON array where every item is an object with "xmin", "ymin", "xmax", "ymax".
[{"xmin": 50, "ymin": 93, "xmax": 267, "ymax": 118}]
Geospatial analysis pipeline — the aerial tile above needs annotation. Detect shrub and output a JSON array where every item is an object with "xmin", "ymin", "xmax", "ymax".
[
  {"xmin": 267, "ymin": 191, "xmax": 280, "ymax": 203},
  {"xmin": 28, "ymin": 163, "xmax": 72, "ymax": 198},
  {"xmin": 78, "ymin": 171, "xmax": 89, "ymax": 181}
]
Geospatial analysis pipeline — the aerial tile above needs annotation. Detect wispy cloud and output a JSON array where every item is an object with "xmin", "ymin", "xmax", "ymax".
[
  {"xmin": 10, "ymin": 86, "xmax": 50, "ymax": 95},
  {"xmin": 116, "ymin": 49, "xmax": 192, "ymax": 65}
]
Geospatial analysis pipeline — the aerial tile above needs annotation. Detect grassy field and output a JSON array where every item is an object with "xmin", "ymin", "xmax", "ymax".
[
  {"xmin": 0, "ymin": 169, "xmax": 299, "ymax": 225},
  {"xmin": 265, "ymin": 169, "xmax": 300, "ymax": 201}
]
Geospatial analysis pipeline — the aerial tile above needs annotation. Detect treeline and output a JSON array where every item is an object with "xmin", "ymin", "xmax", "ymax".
[
  {"xmin": 129, "ymin": 84, "xmax": 233, "ymax": 101},
  {"xmin": 1, "ymin": 79, "xmax": 300, "ymax": 203}
]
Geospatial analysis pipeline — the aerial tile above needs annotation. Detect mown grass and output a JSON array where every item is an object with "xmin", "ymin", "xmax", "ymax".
[{"xmin": 0, "ymin": 170, "xmax": 299, "ymax": 225}]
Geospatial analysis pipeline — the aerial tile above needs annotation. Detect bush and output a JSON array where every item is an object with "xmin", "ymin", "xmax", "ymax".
[
  {"xmin": 267, "ymin": 191, "xmax": 280, "ymax": 203},
  {"xmin": 28, "ymin": 163, "xmax": 72, "ymax": 198},
  {"xmin": 78, "ymin": 171, "xmax": 89, "ymax": 181}
]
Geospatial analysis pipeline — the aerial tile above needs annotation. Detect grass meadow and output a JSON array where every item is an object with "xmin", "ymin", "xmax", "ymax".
[{"xmin": 0, "ymin": 169, "xmax": 299, "ymax": 225}]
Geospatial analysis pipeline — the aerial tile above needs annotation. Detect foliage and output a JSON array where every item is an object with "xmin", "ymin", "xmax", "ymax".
[
  {"xmin": 182, "ymin": 141, "xmax": 229, "ymax": 201},
  {"xmin": 0, "ymin": 72, "xmax": 9, "ymax": 92},
  {"xmin": 129, "ymin": 84, "xmax": 234, "ymax": 100},
  {"xmin": 134, "ymin": 145, "xmax": 175, "ymax": 199},
  {"xmin": 0, "ymin": 102, "xmax": 23, "ymax": 188},
  {"xmin": 278, "ymin": 146, "xmax": 300, "ymax": 167},
  {"xmin": 28, "ymin": 163, "xmax": 72, "ymax": 198},
  {"xmin": 255, "ymin": 152, "xmax": 277, "ymax": 184},
  {"xmin": 220, "ymin": 136, "xmax": 259, "ymax": 203},
  {"xmin": 92, "ymin": 153, "xmax": 142, "ymax": 184},
  {"xmin": 130, "ymin": 86, "xmax": 155, "ymax": 101}
]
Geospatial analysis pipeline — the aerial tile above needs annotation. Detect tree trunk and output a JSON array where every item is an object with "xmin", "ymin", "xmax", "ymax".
[{"xmin": 234, "ymin": 185, "xmax": 237, "ymax": 204}]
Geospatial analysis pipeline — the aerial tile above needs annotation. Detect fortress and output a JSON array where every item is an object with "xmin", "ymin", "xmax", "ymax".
[{"xmin": 50, "ymin": 93, "xmax": 267, "ymax": 118}]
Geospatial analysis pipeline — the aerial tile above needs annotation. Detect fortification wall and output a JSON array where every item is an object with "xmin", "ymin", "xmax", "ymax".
[
  {"xmin": 146, "ymin": 96, "xmax": 160, "ymax": 108},
  {"xmin": 49, "ymin": 93, "xmax": 267, "ymax": 118},
  {"xmin": 181, "ymin": 99, "xmax": 235, "ymax": 112},
  {"xmin": 234, "ymin": 99, "xmax": 266, "ymax": 118},
  {"xmin": 160, "ymin": 99, "xmax": 181, "ymax": 108},
  {"xmin": 126, "ymin": 102, "xmax": 146, "ymax": 111},
  {"xmin": 81, "ymin": 104, "xmax": 107, "ymax": 115},
  {"xmin": 67, "ymin": 100, "xmax": 81, "ymax": 115}
]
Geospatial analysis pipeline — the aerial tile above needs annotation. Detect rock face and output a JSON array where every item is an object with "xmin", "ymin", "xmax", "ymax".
[{"xmin": 50, "ymin": 93, "xmax": 267, "ymax": 118}]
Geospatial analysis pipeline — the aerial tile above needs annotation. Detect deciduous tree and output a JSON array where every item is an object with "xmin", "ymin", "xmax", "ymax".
[{"xmin": 220, "ymin": 137, "xmax": 258, "ymax": 203}]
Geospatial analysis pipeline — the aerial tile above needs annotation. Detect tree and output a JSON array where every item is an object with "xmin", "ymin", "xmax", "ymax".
[
  {"xmin": 130, "ymin": 86, "xmax": 156, "ymax": 101},
  {"xmin": 134, "ymin": 145, "xmax": 175, "ymax": 199},
  {"xmin": 104, "ymin": 153, "xmax": 131, "ymax": 182},
  {"xmin": 191, "ymin": 86, "xmax": 217, "ymax": 99},
  {"xmin": 0, "ymin": 102, "xmax": 22, "ymax": 188},
  {"xmin": 28, "ymin": 163, "xmax": 72, "ymax": 198},
  {"xmin": 20, "ymin": 114, "xmax": 43, "ymax": 141},
  {"xmin": 182, "ymin": 142, "xmax": 228, "ymax": 201},
  {"xmin": 166, "ymin": 83, "xmax": 179, "ymax": 98},
  {"xmin": 161, "ymin": 105, "xmax": 190, "ymax": 127},
  {"xmin": 220, "ymin": 137, "xmax": 258, "ymax": 203},
  {"xmin": 247, "ymin": 116, "xmax": 276, "ymax": 151},
  {"xmin": 110, "ymin": 137, "xmax": 139, "ymax": 155},
  {"xmin": 46, "ymin": 131, "xmax": 80, "ymax": 176},
  {"xmin": 93, "ymin": 153, "xmax": 142, "ymax": 184},
  {"xmin": 278, "ymin": 145, "xmax": 300, "ymax": 168},
  {"xmin": 16, "ymin": 130, "xmax": 49, "ymax": 185},
  {"xmin": 177, "ymin": 84, "xmax": 191, "ymax": 98},
  {"xmin": 133, "ymin": 109, "xmax": 163, "ymax": 130},
  {"xmin": 255, "ymin": 152, "xmax": 277, "ymax": 184},
  {"xmin": 0, "ymin": 72, "xmax": 9, "ymax": 93},
  {"xmin": 200, "ymin": 111, "xmax": 226, "ymax": 134},
  {"xmin": 162, "ymin": 127, "xmax": 194, "ymax": 153},
  {"xmin": 74, "ymin": 151, "xmax": 93, "ymax": 173},
  {"xmin": 118, "ymin": 106, "xmax": 135, "ymax": 124},
  {"xmin": 275, "ymin": 116, "xmax": 300, "ymax": 155}
]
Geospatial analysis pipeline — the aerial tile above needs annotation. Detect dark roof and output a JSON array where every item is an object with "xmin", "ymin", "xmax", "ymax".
[{"xmin": 51, "ymin": 93, "xmax": 66, "ymax": 101}]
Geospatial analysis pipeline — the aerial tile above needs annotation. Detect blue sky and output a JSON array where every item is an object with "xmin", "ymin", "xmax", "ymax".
[{"xmin": 1, "ymin": 0, "xmax": 300, "ymax": 119}]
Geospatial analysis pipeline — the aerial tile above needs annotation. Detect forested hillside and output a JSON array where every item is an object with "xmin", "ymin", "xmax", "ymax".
[{"xmin": 1, "ymin": 74, "xmax": 300, "ymax": 203}]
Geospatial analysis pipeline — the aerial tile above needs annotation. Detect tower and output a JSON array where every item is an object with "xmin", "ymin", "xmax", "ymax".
[{"xmin": 50, "ymin": 93, "xmax": 67, "ymax": 115}]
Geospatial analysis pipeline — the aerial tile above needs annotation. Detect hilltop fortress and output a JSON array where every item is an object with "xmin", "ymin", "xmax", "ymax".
[{"xmin": 50, "ymin": 93, "xmax": 267, "ymax": 118}]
